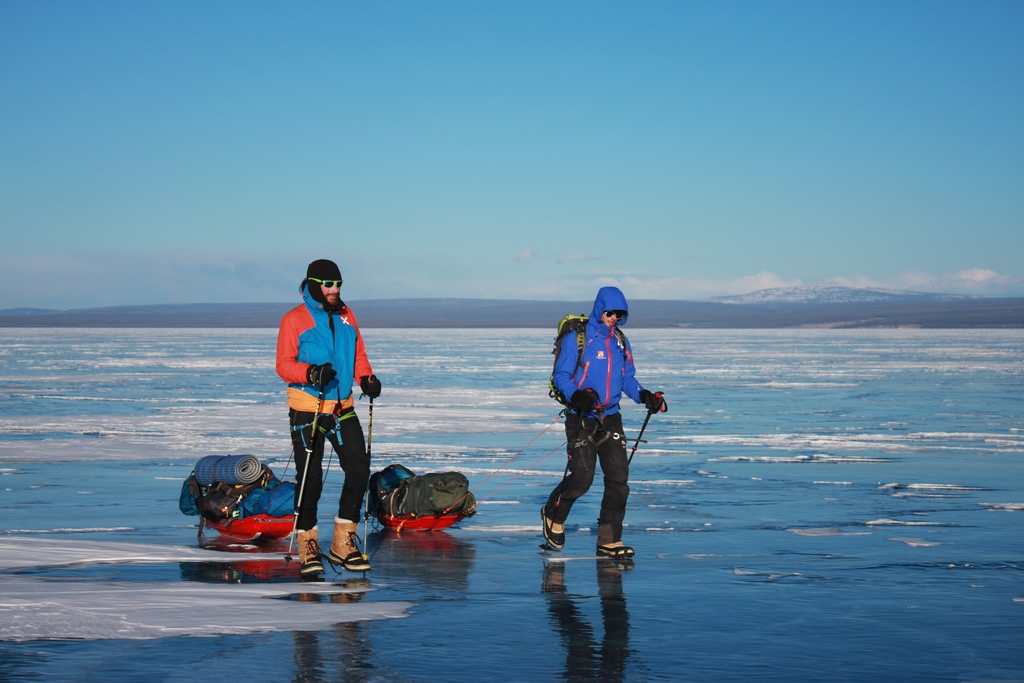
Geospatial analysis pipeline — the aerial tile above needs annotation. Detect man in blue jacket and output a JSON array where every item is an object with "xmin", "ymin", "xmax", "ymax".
[{"xmin": 542, "ymin": 286, "xmax": 666, "ymax": 559}]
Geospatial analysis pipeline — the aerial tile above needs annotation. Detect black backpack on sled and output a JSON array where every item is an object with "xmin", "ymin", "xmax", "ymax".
[
  {"xmin": 179, "ymin": 466, "xmax": 282, "ymax": 522},
  {"xmin": 367, "ymin": 464, "xmax": 477, "ymax": 520}
]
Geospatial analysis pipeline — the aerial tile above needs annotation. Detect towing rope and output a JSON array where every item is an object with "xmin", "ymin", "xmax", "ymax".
[
  {"xmin": 469, "ymin": 412, "xmax": 566, "ymax": 503},
  {"xmin": 389, "ymin": 413, "xmax": 566, "ymax": 521},
  {"xmin": 474, "ymin": 439, "xmax": 568, "ymax": 503}
]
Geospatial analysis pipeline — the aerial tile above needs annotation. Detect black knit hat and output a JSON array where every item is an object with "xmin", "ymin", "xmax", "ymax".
[
  {"xmin": 302, "ymin": 259, "xmax": 344, "ymax": 308},
  {"xmin": 306, "ymin": 259, "xmax": 342, "ymax": 282}
]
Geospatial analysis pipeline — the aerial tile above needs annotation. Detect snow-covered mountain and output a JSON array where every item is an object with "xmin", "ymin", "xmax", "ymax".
[{"xmin": 716, "ymin": 286, "xmax": 970, "ymax": 305}]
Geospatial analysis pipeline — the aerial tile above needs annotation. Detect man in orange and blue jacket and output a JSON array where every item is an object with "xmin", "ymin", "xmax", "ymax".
[{"xmin": 276, "ymin": 259, "xmax": 381, "ymax": 576}]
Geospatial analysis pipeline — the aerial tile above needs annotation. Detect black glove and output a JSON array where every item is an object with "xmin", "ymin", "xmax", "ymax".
[
  {"xmin": 307, "ymin": 363, "xmax": 336, "ymax": 387},
  {"xmin": 359, "ymin": 374, "xmax": 382, "ymax": 399},
  {"xmin": 640, "ymin": 389, "xmax": 666, "ymax": 413},
  {"xmin": 570, "ymin": 388, "xmax": 599, "ymax": 413}
]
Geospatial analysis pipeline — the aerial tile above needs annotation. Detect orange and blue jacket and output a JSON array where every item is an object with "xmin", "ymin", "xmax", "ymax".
[{"xmin": 276, "ymin": 285, "xmax": 373, "ymax": 414}]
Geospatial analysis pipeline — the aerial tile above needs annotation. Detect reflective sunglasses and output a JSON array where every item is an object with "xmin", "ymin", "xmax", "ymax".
[
  {"xmin": 603, "ymin": 309, "xmax": 627, "ymax": 319},
  {"xmin": 309, "ymin": 277, "xmax": 343, "ymax": 289}
]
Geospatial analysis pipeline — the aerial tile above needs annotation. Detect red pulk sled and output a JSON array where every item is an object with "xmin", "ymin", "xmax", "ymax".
[
  {"xmin": 367, "ymin": 464, "xmax": 477, "ymax": 532},
  {"xmin": 376, "ymin": 512, "xmax": 466, "ymax": 532},
  {"xmin": 206, "ymin": 515, "xmax": 294, "ymax": 541}
]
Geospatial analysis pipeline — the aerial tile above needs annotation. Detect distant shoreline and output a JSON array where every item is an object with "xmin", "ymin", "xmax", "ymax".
[{"xmin": 2, "ymin": 298, "xmax": 1023, "ymax": 328}]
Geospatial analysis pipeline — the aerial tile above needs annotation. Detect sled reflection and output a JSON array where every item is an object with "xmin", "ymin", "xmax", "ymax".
[
  {"xmin": 180, "ymin": 558, "xmax": 300, "ymax": 583},
  {"xmin": 179, "ymin": 535, "xmax": 296, "ymax": 582},
  {"xmin": 197, "ymin": 530, "xmax": 291, "ymax": 552},
  {"xmin": 365, "ymin": 529, "xmax": 476, "ymax": 591},
  {"xmin": 543, "ymin": 558, "xmax": 634, "ymax": 682}
]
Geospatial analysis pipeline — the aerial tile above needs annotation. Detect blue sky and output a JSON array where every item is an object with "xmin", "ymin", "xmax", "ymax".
[{"xmin": 2, "ymin": 1, "xmax": 1022, "ymax": 308}]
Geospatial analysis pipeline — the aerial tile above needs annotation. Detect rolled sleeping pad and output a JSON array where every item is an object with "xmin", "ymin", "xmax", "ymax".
[{"xmin": 193, "ymin": 454, "xmax": 263, "ymax": 486}]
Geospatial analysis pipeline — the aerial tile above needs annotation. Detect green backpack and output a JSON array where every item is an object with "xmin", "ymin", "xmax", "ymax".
[{"xmin": 368, "ymin": 464, "xmax": 477, "ymax": 519}]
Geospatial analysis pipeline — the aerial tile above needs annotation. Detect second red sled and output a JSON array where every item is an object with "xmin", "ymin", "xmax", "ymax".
[
  {"xmin": 373, "ymin": 511, "xmax": 468, "ymax": 532},
  {"xmin": 368, "ymin": 464, "xmax": 477, "ymax": 532}
]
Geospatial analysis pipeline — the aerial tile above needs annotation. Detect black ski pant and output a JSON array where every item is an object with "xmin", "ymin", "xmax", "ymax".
[
  {"xmin": 544, "ymin": 412, "xmax": 629, "ymax": 545},
  {"xmin": 289, "ymin": 407, "xmax": 369, "ymax": 532}
]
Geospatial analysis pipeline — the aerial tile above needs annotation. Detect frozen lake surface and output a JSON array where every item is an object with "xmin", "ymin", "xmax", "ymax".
[{"xmin": 1, "ymin": 328, "xmax": 1022, "ymax": 681}]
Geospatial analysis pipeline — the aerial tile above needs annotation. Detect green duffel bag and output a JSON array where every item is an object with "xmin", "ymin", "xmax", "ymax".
[{"xmin": 391, "ymin": 470, "xmax": 477, "ymax": 518}]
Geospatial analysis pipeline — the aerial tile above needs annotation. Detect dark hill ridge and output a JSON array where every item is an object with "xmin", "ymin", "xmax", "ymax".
[{"xmin": 1, "ymin": 297, "xmax": 1022, "ymax": 328}]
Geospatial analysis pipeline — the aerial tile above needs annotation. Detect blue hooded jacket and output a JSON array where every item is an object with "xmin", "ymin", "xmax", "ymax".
[{"xmin": 552, "ymin": 286, "xmax": 644, "ymax": 417}]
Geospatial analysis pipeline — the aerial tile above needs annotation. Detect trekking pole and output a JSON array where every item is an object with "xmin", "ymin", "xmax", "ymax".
[
  {"xmin": 285, "ymin": 388, "xmax": 326, "ymax": 563},
  {"xmin": 628, "ymin": 392, "xmax": 667, "ymax": 466},
  {"xmin": 362, "ymin": 395, "xmax": 374, "ymax": 561}
]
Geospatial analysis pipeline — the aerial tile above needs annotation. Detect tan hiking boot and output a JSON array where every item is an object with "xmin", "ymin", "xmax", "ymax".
[
  {"xmin": 327, "ymin": 518, "xmax": 371, "ymax": 572},
  {"xmin": 596, "ymin": 523, "xmax": 634, "ymax": 559},
  {"xmin": 541, "ymin": 507, "xmax": 565, "ymax": 549},
  {"xmin": 596, "ymin": 541, "xmax": 635, "ymax": 559},
  {"xmin": 297, "ymin": 527, "xmax": 324, "ymax": 575}
]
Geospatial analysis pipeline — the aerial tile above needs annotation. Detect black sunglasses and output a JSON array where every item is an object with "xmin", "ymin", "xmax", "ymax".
[
  {"xmin": 603, "ymin": 310, "xmax": 627, "ymax": 319},
  {"xmin": 309, "ymin": 277, "xmax": 342, "ymax": 289}
]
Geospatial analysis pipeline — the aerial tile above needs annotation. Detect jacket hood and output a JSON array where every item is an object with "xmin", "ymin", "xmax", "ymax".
[{"xmin": 589, "ymin": 287, "xmax": 629, "ymax": 327}]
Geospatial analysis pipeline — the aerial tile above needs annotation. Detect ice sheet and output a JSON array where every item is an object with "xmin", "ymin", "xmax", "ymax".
[
  {"xmin": 0, "ymin": 537, "xmax": 284, "ymax": 570},
  {"xmin": 2, "ymin": 328, "xmax": 1023, "ymax": 679},
  {"xmin": 0, "ymin": 574, "xmax": 409, "ymax": 642}
]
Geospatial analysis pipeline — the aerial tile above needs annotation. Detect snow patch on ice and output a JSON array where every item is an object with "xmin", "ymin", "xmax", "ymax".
[
  {"xmin": 866, "ymin": 519, "xmax": 944, "ymax": 526},
  {"xmin": 458, "ymin": 524, "xmax": 537, "ymax": 533},
  {"xmin": 898, "ymin": 483, "xmax": 984, "ymax": 491},
  {"xmin": 0, "ymin": 538, "xmax": 411, "ymax": 642},
  {"xmin": 887, "ymin": 537, "xmax": 941, "ymax": 547},
  {"xmin": 2, "ymin": 527, "xmax": 136, "ymax": 535},
  {"xmin": 786, "ymin": 527, "xmax": 872, "ymax": 537},
  {"xmin": 0, "ymin": 576, "xmax": 409, "ymax": 642},
  {"xmin": 979, "ymin": 502, "xmax": 1024, "ymax": 511},
  {"xmin": 0, "ymin": 537, "xmax": 283, "ymax": 570},
  {"xmin": 710, "ymin": 454, "xmax": 891, "ymax": 464},
  {"xmin": 669, "ymin": 431, "xmax": 1023, "ymax": 455}
]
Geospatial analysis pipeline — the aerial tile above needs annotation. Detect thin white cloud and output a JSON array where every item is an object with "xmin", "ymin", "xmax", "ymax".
[
  {"xmin": 824, "ymin": 269, "xmax": 1024, "ymax": 297},
  {"xmin": 513, "ymin": 247, "xmax": 535, "ymax": 263},
  {"xmin": 597, "ymin": 272, "xmax": 804, "ymax": 299},
  {"xmin": 499, "ymin": 267, "xmax": 1024, "ymax": 301},
  {"xmin": 555, "ymin": 250, "xmax": 591, "ymax": 265},
  {"xmin": 953, "ymin": 268, "xmax": 1001, "ymax": 283},
  {"xmin": 0, "ymin": 252, "xmax": 309, "ymax": 309},
  {"xmin": 495, "ymin": 271, "xmax": 804, "ymax": 301},
  {"xmin": 3, "ymin": 253, "xmax": 1021, "ymax": 309}
]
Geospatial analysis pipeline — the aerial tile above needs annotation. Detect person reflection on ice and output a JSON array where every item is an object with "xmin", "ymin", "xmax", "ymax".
[
  {"xmin": 542, "ymin": 558, "xmax": 633, "ymax": 682},
  {"xmin": 292, "ymin": 579, "xmax": 375, "ymax": 683}
]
